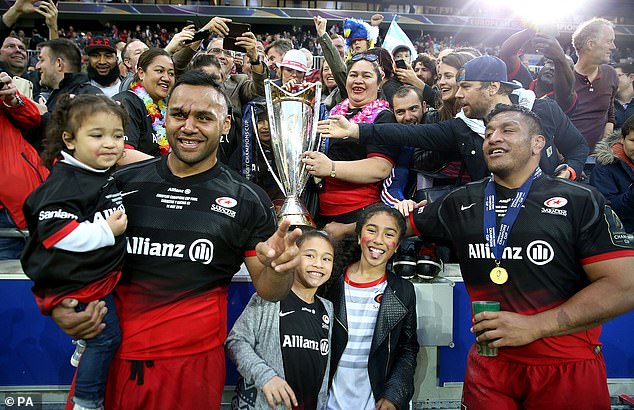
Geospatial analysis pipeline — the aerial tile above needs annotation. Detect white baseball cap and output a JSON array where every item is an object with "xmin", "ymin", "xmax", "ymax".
[{"xmin": 277, "ymin": 49, "xmax": 308, "ymax": 73}]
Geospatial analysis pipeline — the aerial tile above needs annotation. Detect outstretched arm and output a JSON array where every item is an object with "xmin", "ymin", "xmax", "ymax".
[
  {"xmin": 245, "ymin": 219, "xmax": 302, "ymax": 301},
  {"xmin": 500, "ymin": 28, "xmax": 534, "ymax": 81},
  {"xmin": 533, "ymin": 33, "xmax": 576, "ymax": 113}
]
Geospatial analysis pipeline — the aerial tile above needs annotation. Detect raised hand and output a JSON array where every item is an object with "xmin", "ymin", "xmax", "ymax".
[
  {"xmin": 316, "ymin": 115, "xmax": 359, "ymax": 139},
  {"xmin": 314, "ymin": 16, "xmax": 327, "ymax": 37},
  {"xmin": 255, "ymin": 219, "xmax": 302, "ymax": 274}
]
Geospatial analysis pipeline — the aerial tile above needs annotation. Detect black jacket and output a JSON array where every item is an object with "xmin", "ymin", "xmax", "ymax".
[
  {"xmin": 325, "ymin": 272, "xmax": 419, "ymax": 409},
  {"xmin": 113, "ymin": 90, "xmax": 159, "ymax": 156},
  {"xmin": 359, "ymin": 97, "xmax": 589, "ymax": 181},
  {"xmin": 27, "ymin": 73, "xmax": 101, "ymax": 152},
  {"xmin": 46, "ymin": 72, "xmax": 102, "ymax": 114}
]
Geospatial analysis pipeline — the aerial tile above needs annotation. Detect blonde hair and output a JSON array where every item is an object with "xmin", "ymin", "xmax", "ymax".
[{"xmin": 572, "ymin": 18, "xmax": 613, "ymax": 53}]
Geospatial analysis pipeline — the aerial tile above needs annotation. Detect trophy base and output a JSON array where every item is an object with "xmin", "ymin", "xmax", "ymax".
[{"xmin": 278, "ymin": 197, "xmax": 315, "ymax": 230}]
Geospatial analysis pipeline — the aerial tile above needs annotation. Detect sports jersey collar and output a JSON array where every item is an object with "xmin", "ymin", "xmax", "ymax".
[
  {"xmin": 158, "ymin": 155, "xmax": 223, "ymax": 184},
  {"xmin": 60, "ymin": 151, "xmax": 110, "ymax": 173},
  {"xmin": 344, "ymin": 267, "xmax": 387, "ymax": 288}
]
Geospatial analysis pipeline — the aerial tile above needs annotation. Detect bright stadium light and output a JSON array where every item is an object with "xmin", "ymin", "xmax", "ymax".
[
  {"xmin": 485, "ymin": 0, "xmax": 588, "ymax": 26},
  {"xmin": 522, "ymin": 0, "xmax": 587, "ymax": 25}
]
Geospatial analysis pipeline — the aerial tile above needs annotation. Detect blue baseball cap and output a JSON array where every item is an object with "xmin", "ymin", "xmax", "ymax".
[{"xmin": 458, "ymin": 55, "xmax": 520, "ymax": 89}]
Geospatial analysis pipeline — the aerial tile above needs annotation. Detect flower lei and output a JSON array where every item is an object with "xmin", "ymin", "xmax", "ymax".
[
  {"xmin": 131, "ymin": 82, "xmax": 169, "ymax": 155},
  {"xmin": 330, "ymin": 98, "xmax": 390, "ymax": 124}
]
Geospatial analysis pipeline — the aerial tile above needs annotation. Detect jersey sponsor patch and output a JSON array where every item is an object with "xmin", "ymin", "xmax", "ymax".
[
  {"xmin": 126, "ymin": 236, "xmax": 215, "ymax": 264},
  {"xmin": 604, "ymin": 205, "xmax": 634, "ymax": 248},
  {"xmin": 282, "ymin": 334, "xmax": 329, "ymax": 356},
  {"xmin": 38, "ymin": 209, "xmax": 78, "ymax": 221},
  {"xmin": 467, "ymin": 241, "xmax": 554, "ymax": 265}
]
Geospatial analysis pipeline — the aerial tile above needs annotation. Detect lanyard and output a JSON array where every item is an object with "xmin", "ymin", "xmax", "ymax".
[{"xmin": 483, "ymin": 167, "xmax": 542, "ymax": 263}]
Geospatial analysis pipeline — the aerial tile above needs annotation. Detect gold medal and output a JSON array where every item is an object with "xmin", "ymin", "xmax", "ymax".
[{"xmin": 490, "ymin": 265, "xmax": 508, "ymax": 285}]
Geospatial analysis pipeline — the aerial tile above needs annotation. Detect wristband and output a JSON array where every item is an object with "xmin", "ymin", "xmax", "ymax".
[{"xmin": 566, "ymin": 165, "xmax": 576, "ymax": 181}]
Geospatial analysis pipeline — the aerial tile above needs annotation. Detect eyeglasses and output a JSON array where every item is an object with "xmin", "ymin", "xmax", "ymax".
[
  {"xmin": 350, "ymin": 53, "xmax": 378, "ymax": 62},
  {"xmin": 207, "ymin": 48, "xmax": 235, "ymax": 57}
]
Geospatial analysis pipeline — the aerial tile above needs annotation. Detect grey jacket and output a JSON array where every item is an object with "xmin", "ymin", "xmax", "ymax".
[{"xmin": 225, "ymin": 292, "xmax": 334, "ymax": 410}]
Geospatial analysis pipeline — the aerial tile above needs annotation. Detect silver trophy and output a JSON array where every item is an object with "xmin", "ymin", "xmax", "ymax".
[{"xmin": 263, "ymin": 80, "xmax": 322, "ymax": 228}]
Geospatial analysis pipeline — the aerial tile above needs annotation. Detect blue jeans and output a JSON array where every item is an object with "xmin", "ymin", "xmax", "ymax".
[
  {"xmin": 73, "ymin": 293, "xmax": 121, "ymax": 408},
  {"xmin": 0, "ymin": 209, "xmax": 25, "ymax": 260}
]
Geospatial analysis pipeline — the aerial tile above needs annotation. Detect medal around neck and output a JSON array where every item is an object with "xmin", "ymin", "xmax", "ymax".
[
  {"xmin": 264, "ymin": 80, "xmax": 322, "ymax": 228},
  {"xmin": 483, "ymin": 168, "xmax": 542, "ymax": 285},
  {"xmin": 490, "ymin": 264, "xmax": 508, "ymax": 285}
]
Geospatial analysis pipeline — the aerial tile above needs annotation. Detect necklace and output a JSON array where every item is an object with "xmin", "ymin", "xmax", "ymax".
[
  {"xmin": 330, "ymin": 98, "xmax": 390, "ymax": 124},
  {"xmin": 131, "ymin": 82, "xmax": 169, "ymax": 155}
]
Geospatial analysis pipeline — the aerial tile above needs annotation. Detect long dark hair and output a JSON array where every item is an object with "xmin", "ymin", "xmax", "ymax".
[
  {"xmin": 323, "ymin": 204, "xmax": 407, "ymax": 293},
  {"xmin": 41, "ymin": 94, "xmax": 128, "ymax": 168},
  {"xmin": 437, "ymin": 52, "xmax": 475, "ymax": 121}
]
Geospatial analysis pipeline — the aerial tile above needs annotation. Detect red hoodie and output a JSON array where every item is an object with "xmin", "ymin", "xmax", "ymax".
[{"xmin": 0, "ymin": 92, "xmax": 49, "ymax": 229}]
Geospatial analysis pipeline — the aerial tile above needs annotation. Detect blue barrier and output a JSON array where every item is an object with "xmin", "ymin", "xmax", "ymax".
[{"xmin": 1, "ymin": 275, "xmax": 632, "ymax": 389}]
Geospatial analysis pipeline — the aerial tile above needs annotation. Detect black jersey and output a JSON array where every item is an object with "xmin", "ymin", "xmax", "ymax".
[
  {"xmin": 113, "ymin": 91, "xmax": 160, "ymax": 156},
  {"xmin": 113, "ymin": 156, "xmax": 277, "ymax": 358},
  {"xmin": 412, "ymin": 173, "xmax": 634, "ymax": 363},
  {"xmin": 21, "ymin": 161, "xmax": 125, "ymax": 302},
  {"xmin": 279, "ymin": 291, "xmax": 329, "ymax": 410}
]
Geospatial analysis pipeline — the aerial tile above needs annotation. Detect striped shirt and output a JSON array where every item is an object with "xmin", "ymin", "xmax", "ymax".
[{"xmin": 327, "ymin": 273, "xmax": 387, "ymax": 410}]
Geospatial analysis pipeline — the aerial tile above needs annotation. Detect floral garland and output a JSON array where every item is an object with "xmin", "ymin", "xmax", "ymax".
[
  {"xmin": 330, "ymin": 98, "xmax": 390, "ymax": 124},
  {"xmin": 131, "ymin": 82, "xmax": 169, "ymax": 155}
]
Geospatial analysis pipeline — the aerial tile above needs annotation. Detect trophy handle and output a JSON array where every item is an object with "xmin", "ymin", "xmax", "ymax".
[{"xmin": 249, "ymin": 106, "xmax": 287, "ymax": 196}]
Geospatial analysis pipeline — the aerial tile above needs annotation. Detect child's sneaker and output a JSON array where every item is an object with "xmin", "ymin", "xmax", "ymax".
[{"xmin": 70, "ymin": 339, "xmax": 87, "ymax": 367}]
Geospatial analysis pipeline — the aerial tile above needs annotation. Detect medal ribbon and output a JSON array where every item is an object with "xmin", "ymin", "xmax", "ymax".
[{"xmin": 483, "ymin": 167, "xmax": 542, "ymax": 263}]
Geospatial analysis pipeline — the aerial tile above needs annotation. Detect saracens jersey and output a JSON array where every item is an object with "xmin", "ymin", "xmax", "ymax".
[
  {"xmin": 412, "ymin": 173, "xmax": 634, "ymax": 364},
  {"xmin": 113, "ymin": 156, "xmax": 276, "ymax": 359},
  {"xmin": 21, "ymin": 161, "xmax": 125, "ymax": 314}
]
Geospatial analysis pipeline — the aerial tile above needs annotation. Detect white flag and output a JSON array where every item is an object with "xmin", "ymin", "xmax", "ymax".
[{"xmin": 382, "ymin": 15, "xmax": 417, "ymax": 61}]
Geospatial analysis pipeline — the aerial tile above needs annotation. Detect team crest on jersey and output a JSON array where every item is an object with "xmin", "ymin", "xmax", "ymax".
[
  {"xmin": 216, "ymin": 197, "xmax": 237, "ymax": 208},
  {"xmin": 374, "ymin": 293, "xmax": 384, "ymax": 304},
  {"xmin": 604, "ymin": 205, "xmax": 633, "ymax": 248},
  {"xmin": 541, "ymin": 196, "xmax": 568, "ymax": 216},
  {"xmin": 322, "ymin": 314, "xmax": 330, "ymax": 330},
  {"xmin": 544, "ymin": 197, "xmax": 567, "ymax": 208}
]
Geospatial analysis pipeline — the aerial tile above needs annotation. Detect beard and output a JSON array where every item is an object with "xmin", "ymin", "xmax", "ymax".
[{"xmin": 87, "ymin": 64, "xmax": 120, "ymax": 86}]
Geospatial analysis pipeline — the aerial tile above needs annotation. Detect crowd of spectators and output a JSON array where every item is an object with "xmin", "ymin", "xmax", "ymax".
[{"xmin": 1, "ymin": 0, "xmax": 634, "ymax": 408}]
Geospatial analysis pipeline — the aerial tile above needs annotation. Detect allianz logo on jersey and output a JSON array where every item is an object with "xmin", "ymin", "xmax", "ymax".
[
  {"xmin": 126, "ymin": 236, "xmax": 215, "ymax": 264},
  {"xmin": 467, "ymin": 240, "xmax": 554, "ymax": 265},
  {"xmin": 282, "ymin": 335, "xmax": 330, "ymax": 356}
]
